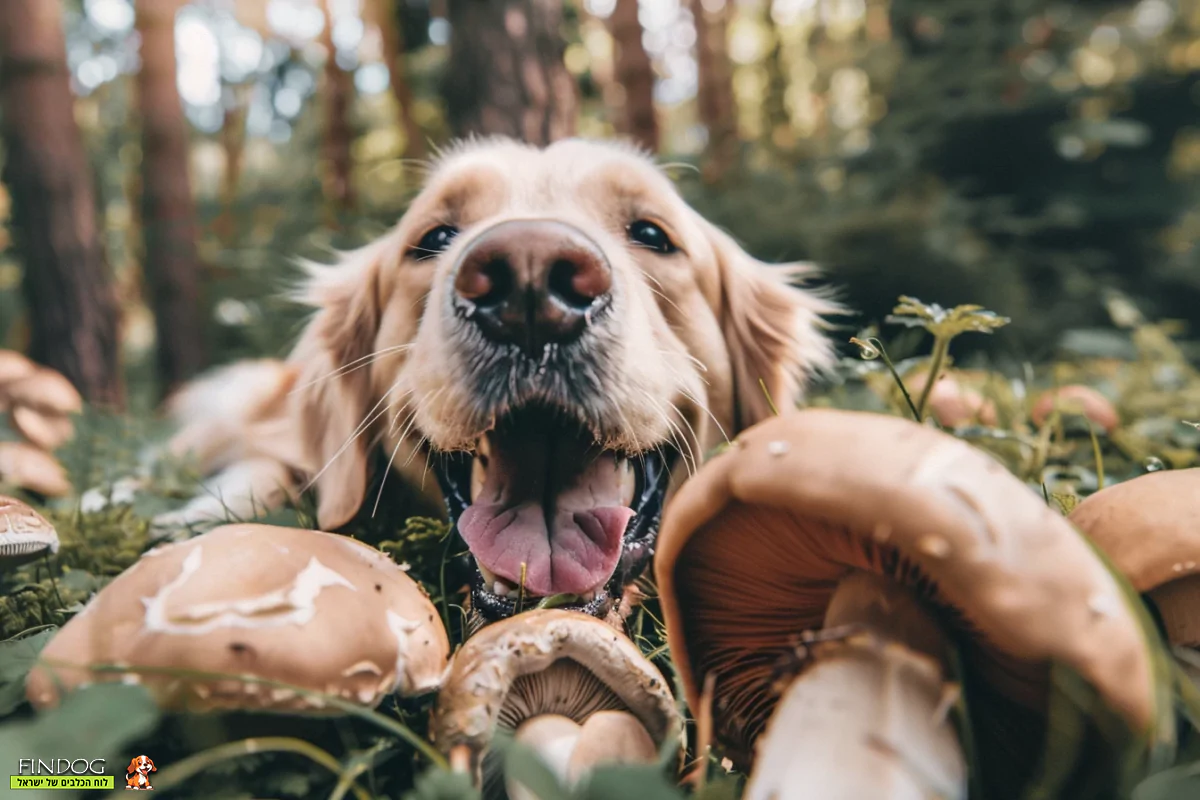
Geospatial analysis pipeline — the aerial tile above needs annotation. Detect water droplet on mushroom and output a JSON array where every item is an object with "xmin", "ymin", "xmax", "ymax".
[
  {"xmin": 1187, "ymin": 561, "xmax": 1197, "ymax": 571},
  {"xmin": 1088, "ymin": 592, "xmax": 1118, "ymax": 619},
  {"xmin": 1143, "ymin": 456, "xmax": 1165, "ymax": 472},
  {"xmin": 873, "ymin": 523, "xmax": 893, "ymax": 543},
  {"xmin": 918, "ymin": 536, "xmax": 951, "ymax": 558},
  {"xmin": 767, "ymin": 440, "xmax": 790, "ymax": 457},
  {"xmin": 1174, "ymin": 563, "xmax": 1185, "ymax": 573}
]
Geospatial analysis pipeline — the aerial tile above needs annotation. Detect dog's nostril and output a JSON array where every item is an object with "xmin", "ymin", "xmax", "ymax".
[
  {"xmin": 547, "ymin": 256, "xmax": 611, "ymax": 310},
  {"xmin": 456, "ymin": 255, "xmax": 515, "ymax": 308}
]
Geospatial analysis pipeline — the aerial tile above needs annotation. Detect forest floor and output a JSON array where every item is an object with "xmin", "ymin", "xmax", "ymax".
[{"xmin": 1, "ymin": 293, "xmax": 1200, "ymax": 799}]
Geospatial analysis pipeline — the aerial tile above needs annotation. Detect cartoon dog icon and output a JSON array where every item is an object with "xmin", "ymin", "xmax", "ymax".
[{"xmin": 124, "ymin": 755, "xmax": 155, "ymax": 790}]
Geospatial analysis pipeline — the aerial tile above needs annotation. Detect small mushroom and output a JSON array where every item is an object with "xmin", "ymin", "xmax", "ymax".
[
  {"xmin": 0, "ymin": 350, "xmax": 37, "ymax": 393},
  {"xmin": 0, "ymin": 441, "xmax": 72, "ymax": 496},
  {"xmin": 26, "ymin": 523, "xmax": 450, "ymax": 712},
  {"xmin": 3, "ymin": 368, "xmax": 83, "ymax": 417},
  {"xmin": 744, "ymin": 571, "xmax": 965, "ymax": 800},
  {"xmin": 1068, "ymin": 469, "xmax": 1200, "ymax": 648},
  {"xmin": 10, "ymin": 405, "xmax": 75, "ymax": 451},
  {"xmin": 0, "ymin": 495, "xmax": 59, "ymax": 568},
  {"xmin": 432, "ymin": 609, "xmax": 679, "ymax": 799},
  {"xmin": 655, "ymin": 409, "xmax": 1168, "ymax": 797},
  {"xmin": 1030, "ymin": 384, "xmax": 1119, "ymax": 433},
  {"xmin": 907, "ymin": 372, "xmax": 997, "ymax": 428}
]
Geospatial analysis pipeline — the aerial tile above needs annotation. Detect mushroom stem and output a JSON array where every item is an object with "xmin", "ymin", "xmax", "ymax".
[{"xmin": 743, "ymin": 571, "xmax": 966, "ymax": 800}]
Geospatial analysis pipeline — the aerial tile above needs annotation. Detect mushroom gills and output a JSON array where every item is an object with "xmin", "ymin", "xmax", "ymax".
[
  {"xmin": 482, "ymin": 658, "xmax": 647, "ymax": 800},
  {"xmin": 744, "ymin": 571, "xmax": 966, "ymax": 800}
]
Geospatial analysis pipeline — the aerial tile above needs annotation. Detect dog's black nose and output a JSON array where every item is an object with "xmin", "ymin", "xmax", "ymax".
[{"xmin": 452, "ymin": 219, "xmax": 613, "ymax": 353}]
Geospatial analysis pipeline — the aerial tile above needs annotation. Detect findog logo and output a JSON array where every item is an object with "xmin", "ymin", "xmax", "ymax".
[{"xmin": 124, "ymin": 755, "xmax": 156, "ymax": 791}]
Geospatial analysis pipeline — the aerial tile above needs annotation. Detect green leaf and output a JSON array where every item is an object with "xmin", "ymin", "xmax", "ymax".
[
  {"xmin": 0, "ymin": 627, "xmax": 57, "ymax": 715},
  {"xmin": 578, "ymin": 764, "xmax": 687, "ymax": 800},
  {"xmin": 502, "ymin": 740, "xmax": 572, "ymax": 800},
  {"xmin": 0, "ymin": 683, "xmax": 159, "ymax": 768},
  {"xmin": 401, "ymin": 767, "xmax": 481, "ymax": 800}
]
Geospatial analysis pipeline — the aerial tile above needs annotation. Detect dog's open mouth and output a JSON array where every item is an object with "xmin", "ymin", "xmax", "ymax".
[{"xmin": 432, "ymin": 405, "xmax": 672, "ymax": 621}]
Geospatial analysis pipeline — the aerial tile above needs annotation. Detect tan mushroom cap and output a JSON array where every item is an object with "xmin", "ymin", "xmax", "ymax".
[
  {"xmin": 907, "ymin": 372, "xmax": 997, "ymax": 428},
  {"xmin": 654, "ymin": 409, "xmax": 1162, "ymax": 784},
  {"xmin": 11, "ymin": 406, "xmax": 75, "ymax": 451},
  {"xmin": 0, "ymin": 495, "xmax": 59, "ymax": 566},
  {"xmin": 3, "ymin": 368, "xmax": 83, "ymax": 416},
  {"xmin": 432, "ymin": 609, "xmax": 679, "ymax": 778},
  {"xmin": 0, "ymin": 441, "xmax": 72, "ymax": 496},
  {"xmin": 0, "ymin": 350, "xmax": 38, "ymax": 392},
  {"xmin": 1030, "ymin": 384, "xmax": 1119, "ymax": 432},
  {"xmin": 26, "ymin": 524, "xmax": 450, "ymax": 713},
  {"xmin": 1069, "ymin": 468, "xmax": 1200, "ymax": 644}
]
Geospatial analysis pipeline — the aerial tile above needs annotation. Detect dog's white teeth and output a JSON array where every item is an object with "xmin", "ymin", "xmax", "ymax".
[
  {"xmin": 618, "ymin": 458, "xmax": 637, "ymax": 507},
  {"xmin": 471, "ymin": 456, "xmax": 486, "ymax": 504},
  {"xmin": 478, "ymin": 562, "xmax": 498, "ymax": 586},
  {"xmin": 493, "ymin": 581, "xmax": 511, "ymax": 598}
]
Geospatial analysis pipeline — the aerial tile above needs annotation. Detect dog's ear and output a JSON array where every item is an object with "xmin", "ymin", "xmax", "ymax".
[
  {"xmin": 125, "ymin": 758, "xmax": 138, "ymax": 775},
  {"xmin": 291, "ymin": 236, "xmax": 401, "ymax": 530},
  {"xmin": 702, "ymin": 219, "xmax": 841, "ymax": 431},
  {"xmin": 147, "ymin": 759, "xmax": 156, "ymax": 773}
]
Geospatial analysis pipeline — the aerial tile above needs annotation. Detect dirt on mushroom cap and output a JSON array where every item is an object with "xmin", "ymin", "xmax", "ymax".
[
  {"xmin": 25, "ymin": 523, "xmax": 450, "ymax": 712},
  {"xmin": 654, "ymin": 408, "xmax": 1167, "ymax": 786}
]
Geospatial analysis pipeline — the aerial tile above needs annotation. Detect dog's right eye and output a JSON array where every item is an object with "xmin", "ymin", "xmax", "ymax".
[{"xmin": 411, "ymin": 225, "xmax": 459, "ymax": 260}]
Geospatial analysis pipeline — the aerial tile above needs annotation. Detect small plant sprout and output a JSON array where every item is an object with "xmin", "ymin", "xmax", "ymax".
[
  {"xmin": 848, "ymin": 335, "xmax": 921, "ymax": 422},
  {"xmin": 885, "ymin": 296, "xmax": 1011, "ymax": 424}
]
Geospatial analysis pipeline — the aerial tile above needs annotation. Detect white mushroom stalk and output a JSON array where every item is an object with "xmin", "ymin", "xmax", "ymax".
[
  {"xmin": 432, "ymin": 609, "xmax": 680, "ymax": 799},
  {"xmin": 744, "ymin": 571, "xmax": 966, "ymax": 800}
]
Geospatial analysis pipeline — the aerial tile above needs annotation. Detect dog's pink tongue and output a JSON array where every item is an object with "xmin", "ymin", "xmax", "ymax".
[{"xmin": 457, "ymin": 430, "xmax": 634, "ymax": 597}]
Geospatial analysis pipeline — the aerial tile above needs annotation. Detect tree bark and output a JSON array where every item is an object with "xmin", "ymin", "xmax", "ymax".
[
  {"xmin": 606, "ymin": 0, "xmax": 659, "ymax": 152},
  {"xmin": 692, "ymin": 0, "xmax": 738, "ymax": 183},
  {"xmin": 136, "ymin": 0, "xmax": 206, "ymax": 398},
  {"xmin": 320, "ymin": 0, "xmax": 356, "ymax": 220},
  {"xmin": 371, "ymin": 0, "xmax": 426, "ymax": 160},
  {"xmin": 442, "ymin": 0, "xmax": 578, "ymax": 145},
  {"xmin": 0, "ymin": 0, "xmax": 124, "ymax": 408}
]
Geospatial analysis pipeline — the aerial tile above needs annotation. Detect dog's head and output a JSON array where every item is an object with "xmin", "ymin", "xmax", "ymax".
[
  {"xmin": 292, "ymin": 138, "xmax": 839, "ymax": 621},
  {"xmin": 126, "ymin": 756, "xmax": 155, "ymax": 776}
]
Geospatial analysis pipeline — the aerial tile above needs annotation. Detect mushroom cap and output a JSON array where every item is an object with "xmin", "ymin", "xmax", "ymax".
[
  {"xmin": 11, "ymin": 406, "xmax": 75, "ymax": 451},
  {"xmin": 432, "ymin": 609, "xmax": 679, "ymax": 769},
  {"xmin": 1030, "ymin": 385, "xmax": 1119, "ymax": 432},
  {"xmin": 4, "ymin": 368, "xmax": 83, "ymax": 416},
  {"xmin": 654, "ymin": 409, "xmax": 1164, "ymax": 779},
  {"xmin": 0, "ymin": 441, "xmax": 72, "ymax": 496},
  {"xmin": 26, "ymin": 524, "xmax": 450, "ymax": 712},
  {"xmin": 1068, "ymin": 469, "xmax": 1200, "ymax": 594},
  {"xmin": 0, "ymin": 350, "xmax": 37, "ymax": 389},
  {"xmin": 907, "ymin": 372, "xmax": 997, "ymax": 428},
  {"xmin": 0, "ymin": 495, "xmax": 59, "ymax": 566}
]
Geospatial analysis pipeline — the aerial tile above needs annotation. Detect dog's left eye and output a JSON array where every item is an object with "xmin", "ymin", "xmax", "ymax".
[
  {"xmin": 411, "ymin": 225, "xmax": 460, "ymax": 260},
  {"xmin": 627, "ymin": 220, "xmax": 677, "ymax": 255}
]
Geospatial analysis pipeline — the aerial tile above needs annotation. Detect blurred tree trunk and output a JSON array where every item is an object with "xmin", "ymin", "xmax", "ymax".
[
  {"xmin": 692, "ymin": 0, "xmax": 737, "ymax": 183},
  {"xmin": 0, "ymin": 0, "xmax": 125, "ymax": 408},
  {"xmin": 607, "ymin": 0, "xmax": 658, "ymax": 152},
  {"xmin": 215, "ymin": 86, "xmax": 248, "ymax": 243},
  {"xmin": 443, "ymin": 0, "xmax": 578, "ymax": 145},
  {"xmin": 371, "ymin": 0, "xmax": 426, "ymax": 160},
  {"xmin": 320, "ymin": 0, "xmax": 356, "ymax": 221},
  {"xmin": 136, "ymin": 0, "xmax": 206, "ymax": 398}
]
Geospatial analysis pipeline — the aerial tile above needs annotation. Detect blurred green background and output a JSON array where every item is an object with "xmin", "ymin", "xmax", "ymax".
[{"xmin": 0, "ymin": 0, "xmax": 1198, "ymax": 409}]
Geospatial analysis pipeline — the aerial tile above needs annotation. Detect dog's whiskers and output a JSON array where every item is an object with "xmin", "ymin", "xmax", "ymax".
[
  {"xmin": 303, "ymin": 382, "xmax": 401, "ymax": 493},
  {"xmin": 290, "ymin": 344, "xmax": 414, "ymax": 395}
]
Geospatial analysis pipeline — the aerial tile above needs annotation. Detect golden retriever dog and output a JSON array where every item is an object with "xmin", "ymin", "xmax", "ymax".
[{"xmin": 158, "ymin": 137, "xmax": 839, "ymax": 622}]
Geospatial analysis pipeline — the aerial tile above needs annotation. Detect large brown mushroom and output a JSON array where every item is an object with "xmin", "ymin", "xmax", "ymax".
[
  {"xmin": 0, "ymin": 495, "xmax": 59, "ymax": 568},
  {"xmin": 655, "ymin": 409, "xmax": 1170, "ymax": 797},
  {"xmin": 432, "ymin": 609, "xmax": 680, "ymax": 799},
  {"xmin": 0, "ymin": 362, "xmax": 82, "ymax": 451},
  {"xmin": 0, "ymin": 349, "xmax": 37, "ymax": 394},
  {"xmin": 26, "ymin": 524, "xmax": 450, "ymax": 712},
  {"xmin": 1068, "ymin": 469, "xmax": 1200, "ymax": 654},
  {"xmin": 0, "ymin": 441, "xmax": 72, "ymax": 496}
]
